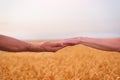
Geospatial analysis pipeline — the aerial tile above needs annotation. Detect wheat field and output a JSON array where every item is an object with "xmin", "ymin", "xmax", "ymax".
[{"xmin": 0, "ymin": 44, "xmax": 120, "ymax": 80}]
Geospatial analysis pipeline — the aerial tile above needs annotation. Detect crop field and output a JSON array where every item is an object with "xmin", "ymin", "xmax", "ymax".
[{"xmin": 0, "ymin": 44, "xmax": 120, "ymax": 80}]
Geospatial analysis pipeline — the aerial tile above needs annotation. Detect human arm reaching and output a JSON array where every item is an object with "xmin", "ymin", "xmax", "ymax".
[
  {"xmin": 61, "ymin": 37, "xmax": 120, "ymax": 52},
  {"xmin": 0, "ymin": 35, "xmax": 64, "ymax": 52}
]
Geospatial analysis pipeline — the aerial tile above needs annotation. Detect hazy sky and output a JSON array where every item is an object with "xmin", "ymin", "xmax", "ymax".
[{"xmin": 0, "ymin": 0, "xmax": 120, "ymax": 40}]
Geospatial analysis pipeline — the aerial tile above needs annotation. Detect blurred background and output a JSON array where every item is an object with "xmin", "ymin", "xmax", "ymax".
[{"xmin": 0, "ymin": 0, "xmax": 120, "ymax": 40}]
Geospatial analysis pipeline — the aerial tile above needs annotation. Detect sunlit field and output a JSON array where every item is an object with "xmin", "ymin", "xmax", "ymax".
[{"xmin": 0, "ymin": 43, "xmax": 120, "ymax": 80}]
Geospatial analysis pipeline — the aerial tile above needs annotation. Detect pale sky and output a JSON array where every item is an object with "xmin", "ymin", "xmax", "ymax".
[{"xmin": 0, "ymin": 0, "xmax": 120, "ymax": 40}]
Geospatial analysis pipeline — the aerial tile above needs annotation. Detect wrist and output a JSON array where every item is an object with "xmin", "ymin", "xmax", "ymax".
[{"xmin": 28, "ymin": 43, "xmax": 44, "ymax": 52}]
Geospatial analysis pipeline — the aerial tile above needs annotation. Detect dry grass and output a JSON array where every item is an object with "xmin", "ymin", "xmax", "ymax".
[{"xmin": 0, "ymin": 44, "xmax": 120, "ymax": 80}]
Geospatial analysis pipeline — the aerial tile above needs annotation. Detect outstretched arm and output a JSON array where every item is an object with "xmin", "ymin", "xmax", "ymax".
[
  {"xmin": 0, "ymin": 35, "xmax": 33, "ymax": 52},
  {"xmin": 80, "ymin": 37, "xmax": 120, "ymax": 52},
  {"xmin": 0, "ymin": 35, "xmax": 64, "ymax": 52},
  {"xmin": 61, "ymin": 37, "xmax": 120, "ymax": 52}
]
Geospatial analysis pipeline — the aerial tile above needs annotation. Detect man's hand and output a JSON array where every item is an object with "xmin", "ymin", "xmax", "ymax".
[
  {"xmin": 30, "ymin": 38, "xmax": 81, "ymax": 52},
  {"xmin": 40, "ymin": 41, "xmax": 65, "ymax": 52}
]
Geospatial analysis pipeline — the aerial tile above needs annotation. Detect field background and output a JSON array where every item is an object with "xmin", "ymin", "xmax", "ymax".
[{"xmin": 0, "ymin": 43, "xmax": 120, "ymax": 80}]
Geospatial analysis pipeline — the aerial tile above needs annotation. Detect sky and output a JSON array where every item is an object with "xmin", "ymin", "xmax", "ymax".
[{"xmin": 0, "ymin": 0, "xmax": 120, "ymax": 40}]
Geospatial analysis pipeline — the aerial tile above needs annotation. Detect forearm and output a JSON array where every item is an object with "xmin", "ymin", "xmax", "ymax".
[
  {"xmin": 0, "ymin": 35, "xmax": 43, "ymax": 52},
  {"xmin": 79, "ymin": 37, "xmax": 120, "ymax": 52}
]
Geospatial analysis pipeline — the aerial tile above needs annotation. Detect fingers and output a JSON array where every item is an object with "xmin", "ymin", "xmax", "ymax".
[
  {"xmin": 44, "ymin": 41, "xmax": 65, "ymax": 47},
  {"xmin": 45, "ymin": 46, "xmax": 63, "ymax": 52},
  {"xmin": 52, "ymin": 42, "xmax": 63, "ymax": 47},
  {"xmin": 59, "ymin": 40, "xmax": 77, "ymax": 46},
  {"xmin": 40, "ymin": 38, "xmax": 81, "ymax": 52},
  {"xmin": 50, "ymin": 47, "xmax": 63, "ymax": 52},
  {"xmin": 59, "ymin": 38, "xmax": 81, "ymax": 46},
  {"xmin": 39, "ymin": 41, "xmax": 65, "ymax": 52},
  {"xmin": 42, "ymin": 40, "xmax": 77, "ymax": 47}
]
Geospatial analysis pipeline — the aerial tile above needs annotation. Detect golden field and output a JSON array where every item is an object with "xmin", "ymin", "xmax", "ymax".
[{"xmin": 0, "ymin": 44, "xmax": 120, "ymax": 80}]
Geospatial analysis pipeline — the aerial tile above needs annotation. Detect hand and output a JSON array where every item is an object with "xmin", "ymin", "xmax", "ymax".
[
  {"xmin": 59, "ymin": 37, "xmax": 81, "ymax": 46},
  {"xmin": 39, "ymin": 41, "xmax": 65, "ymax": 52},
  {"xmin": 29, "ymin": 38, "xmax": 81, "ymax": 52}
]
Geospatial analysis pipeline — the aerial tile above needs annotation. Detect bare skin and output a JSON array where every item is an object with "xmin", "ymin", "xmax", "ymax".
[
  {"xmin": 1, "ymin": 34, "xmax": 120, "ymax": 52},
  {"xmin": 0, "ymin": 35, "xmax": 65, "ymax": 52},
  {"xmin": 60, "ymin": 37, "xmax": 120, "ymax": 52}
]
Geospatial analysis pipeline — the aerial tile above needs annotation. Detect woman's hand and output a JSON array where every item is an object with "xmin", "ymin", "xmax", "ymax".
[{"xmin": 59, "ymin": 37, "xmax": 81, "ymax": 46}]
